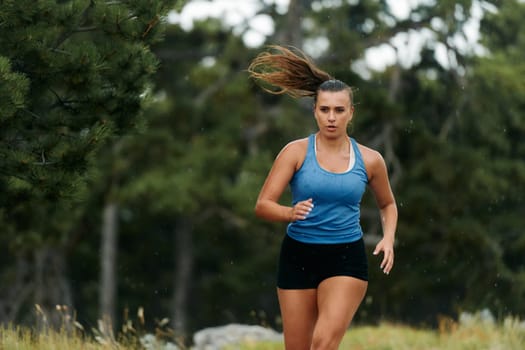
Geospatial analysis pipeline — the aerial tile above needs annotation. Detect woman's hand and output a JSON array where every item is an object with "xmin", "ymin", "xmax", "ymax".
[
  {"xmin": 290, "ymin": 198, "xmax": 314, "ymax": 222},
  {"xmin": 373, "ymin": 238, "xmax": 394, "ymax": 275}
]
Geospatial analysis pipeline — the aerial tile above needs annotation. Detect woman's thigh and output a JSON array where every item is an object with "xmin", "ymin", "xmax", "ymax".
[
  {"xmin": 277, "ymin": 288, "xmax": 317, "ymax": 350},
  {"xmin": 314, "ymin": 276, "xmax": 368, "ymax": 340}
]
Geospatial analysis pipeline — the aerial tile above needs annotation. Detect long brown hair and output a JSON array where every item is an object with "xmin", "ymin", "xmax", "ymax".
[
  {"xmin": 247, "ymin": 45, "xmax": 333, "ymax": 98},
  {"xmin": 248, "ymin": 45, "xmax": 353, "ymax": 104}
]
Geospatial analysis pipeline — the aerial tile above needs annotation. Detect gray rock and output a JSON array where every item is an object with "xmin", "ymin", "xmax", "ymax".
[
  {"xmin": 192, "ymin": 323, "xmax": 283, "ymax": 350},
  {"xmin": 459, "ymin": 308, "xmax": 495, "ymax": 327},
  {"xmin": 140, "ymin": 333, "xmax": 180, "ymax": 350}
]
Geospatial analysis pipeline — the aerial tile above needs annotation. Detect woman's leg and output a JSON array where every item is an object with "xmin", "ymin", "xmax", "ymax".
[
  {"xmin": 277, "ymin": 288, "xmax": 318, "ymax": 350},
  {"xmin": 311, "ymin": 276, "xmax": 368, "ymax": 350}
]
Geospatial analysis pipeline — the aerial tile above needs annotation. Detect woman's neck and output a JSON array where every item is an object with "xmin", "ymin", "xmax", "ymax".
[{"xmin": 315, "ymin": 132, "xmax": 349, "ymax": 153}]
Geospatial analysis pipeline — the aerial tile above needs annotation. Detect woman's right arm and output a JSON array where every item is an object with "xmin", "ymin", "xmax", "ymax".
[{"xmin": 255, "ymin": 140, "xmax": 313, "ymax": 222}]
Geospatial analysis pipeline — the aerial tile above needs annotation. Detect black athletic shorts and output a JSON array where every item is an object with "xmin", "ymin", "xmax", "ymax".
[{"xmin": 277, "ymin": 234, "xmax": 368, "ymax": 289}]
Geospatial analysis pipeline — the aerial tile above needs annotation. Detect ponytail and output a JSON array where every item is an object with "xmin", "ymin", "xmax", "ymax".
[{"xmin": 247, "ymin": 45, "xmax": 333, "ymax": 98}]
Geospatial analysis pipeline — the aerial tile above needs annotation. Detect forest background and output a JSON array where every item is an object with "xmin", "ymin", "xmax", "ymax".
[{"xmin": 1, "ymin": 0, "xmax": 524, "ymax": 344}]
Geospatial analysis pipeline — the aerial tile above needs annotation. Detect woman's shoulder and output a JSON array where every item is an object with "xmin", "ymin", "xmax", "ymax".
[
  {"xmin": 282, "ymin": 137, "xmax": 309, "ymax": 153},
  {"xmin": 276, "ymin": 137, "xmax": 309, "ymax": 170},
  {"xmin": 355, "ymin": 142, "xmax": 383, "ymax": 161},
  {"xmin": 355, "ymin": 142, "xmax": 386, "ymax": 177},
  {"xmin": 283, "ymin": 137, "xmax": 308, "ymax": 150}
]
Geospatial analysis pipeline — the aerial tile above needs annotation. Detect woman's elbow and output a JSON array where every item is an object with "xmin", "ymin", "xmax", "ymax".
[{"xmin": 254, "ymin": 200, "xmax": 264, "ymax": 218}]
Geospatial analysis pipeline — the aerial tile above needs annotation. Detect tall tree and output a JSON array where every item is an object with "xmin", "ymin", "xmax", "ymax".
[
  {"xmin": 0, "ymin": 0, "xmax": 176, "ymax": 325},
  {"xmin": 455, "ymin": 0, "xmax": 525, "ymax": 313},
  {"xmin": 116, "ymin": 21, "xmax": 269, "ymax": 336},
  {"xmin": 353, "ymin": 0, "xmax": 525, "ymax": 322}
]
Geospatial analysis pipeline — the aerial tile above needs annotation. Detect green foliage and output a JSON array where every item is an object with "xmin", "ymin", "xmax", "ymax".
[
  {"xmin": 0, "ymin": 0, "xmax": 178, "ymax": 325},
  {"xmin": 0, "ymin": 56, "xmax": 29, "ymax": 119},
  {"xmin": 0, "ymin": 0, "xmax": 174, "ymax": 246}
]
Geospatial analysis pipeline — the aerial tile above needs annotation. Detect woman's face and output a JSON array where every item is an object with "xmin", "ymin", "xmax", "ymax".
[{"xmin": 314, "ymin": 90, "xmax": 354, "ymax": 137}]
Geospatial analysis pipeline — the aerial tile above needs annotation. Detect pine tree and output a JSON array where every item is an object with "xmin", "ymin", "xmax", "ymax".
[{"xmin": 0, "ymin": 0, "xmax": 178, "ymax": 324}]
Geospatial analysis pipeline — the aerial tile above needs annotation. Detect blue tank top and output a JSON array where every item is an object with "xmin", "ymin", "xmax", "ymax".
[{"xmin": 287, "ymin": 134, "xmax": 369, "ymax": 244}]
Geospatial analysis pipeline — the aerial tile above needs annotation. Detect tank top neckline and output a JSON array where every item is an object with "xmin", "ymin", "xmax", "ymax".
[{"xmin": 312, "ymin": 134, "xmax": 357, "ymax": 175}]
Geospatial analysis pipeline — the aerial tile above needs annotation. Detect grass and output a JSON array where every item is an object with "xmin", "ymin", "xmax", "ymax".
[
  {"xmin": 1, "ymin": 311, "xmax": 524, "ymax": 349},
  {"xmin": 1, "ymin": 326, "xmax": 114, "ymax": 350},
  {"xmin": 0, "ymin": 322, "xmax": 171, "ymax": 350},
  {"xmin": 230, "ymin": 316, "xmax": 525, "ymax": 350},
  {"xmin": 0, "ymin": 305, "xmax": 171, "ymax": 350},
  {"xmin": 338, "ymin": 318, "xmax": 525, "ymax": 350}
]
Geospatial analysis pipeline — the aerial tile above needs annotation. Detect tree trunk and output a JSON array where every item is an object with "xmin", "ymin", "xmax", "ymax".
[
  {"xmin": 172, "ymin": 218, "xmax": 193, "ymax": 338},
  {"xmin": 99, "ymin": 200, "xmax": 118, "ymax": 332},
  {"xmin": 0, "ymin": 256, "xmax": 33, "ymax": 323},
  {"xmin": 33, "ymin": 246, "xmax": 73, "ymax": 330},
  {"xmin": 275, "ymin": 0, "xmax": 303, "ymax": 47}
]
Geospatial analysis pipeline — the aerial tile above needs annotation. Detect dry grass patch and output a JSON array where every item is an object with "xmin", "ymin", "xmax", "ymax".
[
  {"xmin": 233, "ymin": 315, "xmax": 525, "ymax": 350},
  {"xmin": 2, "ymin": 310, "xmax": 524, "ymax": 349}
]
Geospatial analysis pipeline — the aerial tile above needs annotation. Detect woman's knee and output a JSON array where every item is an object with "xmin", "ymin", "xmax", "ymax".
[{"xmin": 310, "ymin": 323, "xmax": 347, "ymax": 350}]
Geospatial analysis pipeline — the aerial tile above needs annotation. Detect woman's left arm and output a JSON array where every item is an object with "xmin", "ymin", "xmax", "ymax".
[{"xmin": 363, "ymin": 147, "xmax": 398, "ymax": 275}]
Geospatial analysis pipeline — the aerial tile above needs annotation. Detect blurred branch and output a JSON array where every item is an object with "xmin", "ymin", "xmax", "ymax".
[{"xmin": 194, "ymin": 71, "xmax": 235, "ymax": 108}]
